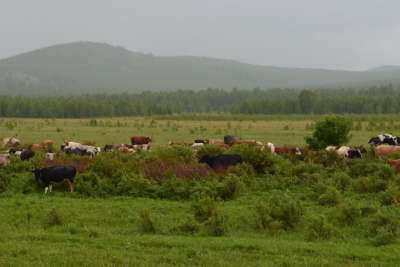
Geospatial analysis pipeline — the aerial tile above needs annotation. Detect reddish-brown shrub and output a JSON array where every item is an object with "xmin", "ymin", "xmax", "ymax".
[
  {"xmin": 43, "ymin": 158, "xmax": 92, "ymax": 173},
  {"xmin": 143, "ymin": 159, "xmax": 212, "ymax": 182}
]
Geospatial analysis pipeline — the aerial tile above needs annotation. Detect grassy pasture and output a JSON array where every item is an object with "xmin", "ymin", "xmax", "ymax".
[
  {"xmin": 1, "ymin": 115, "xmax": 400, "ymax": 266},
  {"xmin": 0, "ymin": 114, "xmax": 398, "ymax": 147}
]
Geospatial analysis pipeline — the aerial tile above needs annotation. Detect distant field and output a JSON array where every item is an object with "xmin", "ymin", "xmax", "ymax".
[{"xmin": 0, "ymin": 114, "xmax": 397, "ymax": 147}]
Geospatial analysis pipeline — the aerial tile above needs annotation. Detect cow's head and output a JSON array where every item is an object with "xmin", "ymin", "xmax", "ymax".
[{"xmin": 368, "ymin": 137, "xmax": 380, "ymax": 145}]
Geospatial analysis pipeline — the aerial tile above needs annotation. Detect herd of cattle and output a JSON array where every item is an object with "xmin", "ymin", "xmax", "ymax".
[{"xmin": 1, "ymin": 133, "xmax": 400, "ymax": 194}]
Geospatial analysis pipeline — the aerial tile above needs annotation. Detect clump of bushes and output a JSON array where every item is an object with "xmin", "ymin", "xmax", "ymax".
[
  {"xmin": 138, "ymin": 209, "xmax": 156, "ymax": 234},
  {"xmin": 305, "ymin": 215, "xmax": 336, "ymax": 241},
  {"xmin": 255, "ymin": 191, "xmax": 303, "ymax": 233},
  {"xmin": 334, "ymin": 202, "xmax": 361, "ymax": 226},
  {"xmin": 367, "ymin": 213, "xmax": 398, "ymax": 246},
  {"xmin": 45, "ymin": 208, "xmax": 64, "ymax": 228},
  {"xmin": 305, "ymin": 115, "xmax": 352, "ymax": 150},
  {"xmin": 318, "ymin": 186, "xmax": 342, "ymax": 206}
]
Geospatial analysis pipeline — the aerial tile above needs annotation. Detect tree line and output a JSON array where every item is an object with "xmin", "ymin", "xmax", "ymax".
[{"xmin": 0, "ymin": 85, "xmax": 400, "ymax": 117}]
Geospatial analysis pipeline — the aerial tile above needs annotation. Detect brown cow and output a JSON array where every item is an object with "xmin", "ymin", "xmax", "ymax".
[
  {"xmin": 30, "ymin": 144, "xmax": 42, "ymax": 151},
  {"xmin": 374, "ymin": 145, "xmax": 400, "ymax": 157},
  {"xmin": 274, "ymin": 146, "xmax": 302, "ymax": 155},
  {"xmin": 0, "ymin": 154, "xmax": 10, "ymax": 167},
  {"xmin": 387, "ymin": 159, "xmax": 400, "ymax": 173},
  {"xmin": 130, "ymin": 136, "xmax": 152, "ymax": 145}
]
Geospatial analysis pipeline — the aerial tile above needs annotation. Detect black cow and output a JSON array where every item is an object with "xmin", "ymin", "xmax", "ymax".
[
  {"xmin": 199, "ymin": 154, "xmax": 242, "ymax": 171},
  {"xmin": 20, "ymin": 149, "xmax": 35, "ymax": 161},
  {"xmin": 33, "ymin": 165, "xmax": 76, "ymax": 193},
  {"xmin": 224, "ymin": 135, "xmax": 237, "ymax": 146}
]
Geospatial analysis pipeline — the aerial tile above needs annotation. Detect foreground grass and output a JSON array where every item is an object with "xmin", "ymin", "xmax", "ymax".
[{"xmin": 0, "ymin": 195, "xmax": 398, "ymax": 267}]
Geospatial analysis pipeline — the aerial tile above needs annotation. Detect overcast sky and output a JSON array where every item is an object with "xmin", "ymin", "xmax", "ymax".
[{"xmin": 1, "ymin": 0, "xmax": 399, "ymax": 70}]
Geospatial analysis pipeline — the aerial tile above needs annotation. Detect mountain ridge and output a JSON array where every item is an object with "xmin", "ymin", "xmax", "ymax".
[{"xmin": 0, "ymin": 42, "xmax": 398, "ymax": 95}]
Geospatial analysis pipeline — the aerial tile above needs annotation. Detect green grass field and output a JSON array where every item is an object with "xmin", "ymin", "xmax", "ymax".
[
  {"xmin": 0, "ymin": 114, "xmax": 397, "ymax": 147},
  {"xmin": 1, "ymin": 115, "xmax": 400, "ymax": 266}
]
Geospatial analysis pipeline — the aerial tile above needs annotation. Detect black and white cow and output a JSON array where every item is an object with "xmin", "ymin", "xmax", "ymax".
[
  {"xmin": 368, "ymin": 134, "xmax": 399, "ymax": 146},
  {"xmin": 33, "ymin": 165, "xmax": 76, "ymax": 193}
]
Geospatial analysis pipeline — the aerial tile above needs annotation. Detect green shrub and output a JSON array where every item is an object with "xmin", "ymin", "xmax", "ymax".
[
  {"xmin": 368, "ymin": 213, "xmax": 398, "ymax": 246},
  {"xmin": 348, "ymin": 160, "xmax": 395, "ymax": 180},
  {"xmin": 192, "ymin": 197, "xmax": 218, "ymax": 223},
  {"xmin": 379, "ymin": 183, "xmax": 400, "ymax": 206},
  {"xmin": 116, "ymin": 175, "xmax": 155, "ymax": 197},
  {"xmin": 45, "ymin": 209, "xmax": 64, "ymax": 228},
  {"xmin": 352, "ymin": 176, "xmax": 388, "ymax": 193},
  {"xmin": 318, "ymin": 187, "xmax": 341, "ymax": 206},
  {"xmin": 204, "ymin": 210, "xmax": 227, "ymax": 236},
  {"xmin": 305, "ymin": 115, "xmax": 352, "ymax": 150},
  {"xmin": 331, "ymin": 171, "xmax": 351, "ymax": 191},
  {"xmin": 334, "ymin": 202, "xmax": 361, "ymax": 226},
  {"xmin": 138, "ymin": 209, "xmax": 156, "ymax": 234},
  {"xmin": 153, "ymin": 146, "xmax": 194, "ymax": 163},
  {"xmin": 305, "ymin": 215, "xmax": 335, "ymax": 241},
  {"xmin": 0, "ymin": 171, "xmax": 11, "ymax": 193},
  {"xmin": 196, "ymin": 145, "xmax": 225, "ymax": 159},
  {"xmin": 217, "ymin": 174, "xmax": 244, "ymax": 200},
  {"xmin": 229, "ymin": 144, "xmax": 276, "ymax": 173},
  {"xmin": 171, "ymin": 217, "xmax": 200, "ymax": 236},
  {"xmin": 75, "ymin": 172, "xmax": 110, "ymax": 197},
  {"xmin": 255, "ymin": 192, "xmax": 303, "ymax": 231}
]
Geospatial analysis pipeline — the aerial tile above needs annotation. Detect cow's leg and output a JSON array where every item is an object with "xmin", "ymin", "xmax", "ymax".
[
  {"xmin": 44, "ymin": 187, "xmax": 49, "ymax": 194},
  {"xmin": 49, "ymin": 184, "xmax": 53, "ymax": 193},
  {"xmin": 66, "ymin": 180, "xmax": 74, "ymax": 192}
]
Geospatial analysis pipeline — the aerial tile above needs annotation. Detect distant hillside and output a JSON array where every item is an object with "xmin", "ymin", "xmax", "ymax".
[{"xmin": 0, "ymin": 42, "xmax": 399, "ymax": 95}]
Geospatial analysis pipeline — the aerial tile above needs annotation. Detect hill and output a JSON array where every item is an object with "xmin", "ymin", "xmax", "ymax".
[{"xmin": 0, "ymin": 42, "xmax": 399, "ymax": 95}]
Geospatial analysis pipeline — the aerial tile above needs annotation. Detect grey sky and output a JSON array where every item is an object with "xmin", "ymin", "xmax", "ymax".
[{"xmin": 1, "ymin": 0, "xmax": 399, "ymax": 70}]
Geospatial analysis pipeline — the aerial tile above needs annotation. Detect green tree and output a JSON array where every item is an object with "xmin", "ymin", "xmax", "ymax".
[
  {"xmin": 299, "ymin": 90, "xmax": 318, "ymax": 114},
  {"xmin": 305, "ymin": 116, "xmax": 353, "ymax": 149}
]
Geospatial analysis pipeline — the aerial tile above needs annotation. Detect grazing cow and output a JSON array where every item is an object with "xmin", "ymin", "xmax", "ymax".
[
  {"xmin": 192, "ymin": 142, "xmax": 205, "ymax": 148},
  {"xmin": 194, "ymin": 139, "xmax": 209, "ymax": 144},
  {"xmin": 208, "ymin": 139, "xmax": 225, "ymax": 145},
  {"xmin": 131, "ymin": 136, "xmax": 152, "ymax": 145},
  {"xmin": 387, "ymin": 159, "xmax": 400, "ymax": 173},
  {"xmin": 30, "ymin": 144, "xmax": 41, "ymax": 151},
  {"xmin": 199, "ymin": 154, "xmax": 242, "ymax": 171},
  {"xmin": 274, "ymin": 146, "xmax": 302, "ymax": 156},
  {"xmin": 224, "ymin": 135, "xmax": 237, "ymax": 146},
  {"xmin": 3, "ymin": 137, "xmax": 20, "ymax": 147},
  {"xmin": 45, "ymin": 152, "xmax": 55, "ymax": 161},
  {"xmin": 20, "ymin": 149, "xmax": 35, "ymax": 161},
  {"xmin": 265, "ymin": 142, "xmax": 276, "ymax": 154},
  {"xmin": 0, "ymin": 154, "xmax": 10, "ymax": 167},
  {"xmin": 368, "ymin": 134, "xmax": 399, "ymax": 146},
  {"xmin": 61, "ymin": 142, "xmax": 100, "ymax": 157},
  {"xmin": 327, "ymin": 146, "xmax": 362, "ymax": 159},
  {"xmin": 103, "ymin": 144, "xmax": 115, "ymax": 152},
  {"xmin": 374, "ymin": 145, "xmax": 400, "ymax": 157},
  {"xmin": 325, "ymin": 146, "xmax": 337, "ymax": 153},
  {"xmin": 33, "ymin": 165, "xmax": 76, "ymax": 194}
]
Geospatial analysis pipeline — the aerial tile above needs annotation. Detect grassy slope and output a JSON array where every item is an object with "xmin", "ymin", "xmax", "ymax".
[{"xmin": 0, "ymin": 195, "xmax": 398, "ymax": 267}]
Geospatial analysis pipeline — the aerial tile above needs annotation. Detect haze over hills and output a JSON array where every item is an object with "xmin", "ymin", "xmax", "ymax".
[{"xmin": 0, "ymin": 42, "xmax": 399, "ymax": 96}]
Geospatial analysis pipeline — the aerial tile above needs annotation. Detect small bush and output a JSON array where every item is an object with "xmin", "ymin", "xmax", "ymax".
[
  {"xmin": 172, "ymin": 217, "xmax": 200, "ymax": 235},
  {"xmin": 305, "ymin": 215, "xmax": 335, "ymax": 241},
  {"xmin": 138, "ymin": 209, "xmax": 156, "ymax": 234},
  {"xmin": 255, "ymin": 192, "xmax": 303, "ymax": 231},
  {"xmin": 318, "ymin": 187, "xmax": 341, "ymax": 206},
  {"xmin": 368, "ymin": 213, "xmax": 398, "ymax": 246},
  {"xmin": 153, "ymin": 146, "xmax": 194, "ymax": 163},
  {"xmin": 379, "ymin": 183, "xmax": 400, "ymax": 206},
  {"xmin": 334, "ymin": 202, "xmax": 361, "ymax": 226},
  {"xmin": 217, "ymin": 174, "xmax": 244, "ymax": 200},
  {"xmin": 229, "ymin": 144, "xmax": 276, "ymax": 173},
  {"xmin": 352, "ymin": 176, "xmax": 387, "ymax": 193},
  {"xmin": 305, "ymin": 115, "xmax": 352, "ymax": 150},
  {"xmin": 204, "ymin": 211, "xmax": 227, "ymax": 236},
  {"xmin": 192, "ymin": 197, "xmax": 218, "ymax": 223},
  {"xmin": 45, "ymin": 209, "xmax": 64, "ymax": 227}
]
